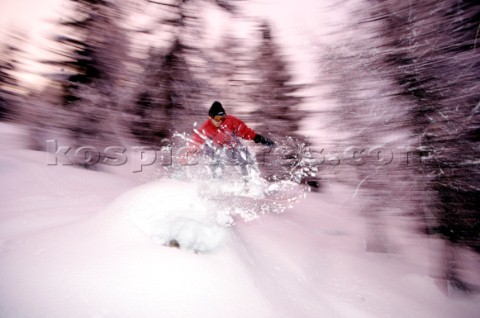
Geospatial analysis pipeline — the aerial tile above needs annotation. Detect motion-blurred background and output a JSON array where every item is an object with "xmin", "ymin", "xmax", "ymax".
[{"xmin": 1, "ymin": 0, "xmax": 479, "ymax": 295}]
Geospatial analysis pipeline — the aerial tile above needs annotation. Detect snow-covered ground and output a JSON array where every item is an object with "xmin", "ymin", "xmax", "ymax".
[{"xmin": 1, "ymin": 123, "xmax": 479, "ymax": 318}]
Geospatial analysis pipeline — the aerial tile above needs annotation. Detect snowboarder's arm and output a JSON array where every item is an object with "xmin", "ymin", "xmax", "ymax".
[
  {"xmin": 229, "ymin": 116, "xmax": 274, "ymax": 146},
  {"xmin": 230, "ymin": 116, "xmax": 256, "ymax": 140},
  {"xmin": 254, "ymin": 134, "xmax": 275, "ymax": 147}
]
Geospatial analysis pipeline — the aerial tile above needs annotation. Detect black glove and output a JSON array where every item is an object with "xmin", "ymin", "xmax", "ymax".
[{"xmin": 254, "ymin": 134, "xmax": 275, "ymax": 147}]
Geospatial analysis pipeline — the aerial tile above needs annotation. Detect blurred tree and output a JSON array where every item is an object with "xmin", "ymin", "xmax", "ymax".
[
  {"xmin": 317, "ymin": 0, "xmax": 480, "ymax": 293},
  {"xmin": 129, "ymin": 0, "xmax": 245, "ymax": 144},
  {"xmin": 45, "ymin": 0, "xmax": 132, "ymax": 165},
  {"xmin": 250, "ymin": 22, "xmax": 304, "ymax": 139},
  {"xmin": 199, "ymin": 33, "xmax": 262, "ymax": 121},
  {"xmin": 317, "ymin": 30, "xmax": 408, "ymax": 253},
  {"xmin": 131, "ymin": 39, "xmax": 203, "ymax": 144},
  {"xmin": 316, "ymin": 1, "xmax": 480, "ymax": 277},
  {"xmin": 371, "ymin": 0, "xmax": 480, "ymax": 294},
  {"xmin": 248, "ymin": 21, "xmax": 307, "ymax": 181},
  {"xmin": 0, "ymin": 40, "xmax": 22, "ymax": 120}
]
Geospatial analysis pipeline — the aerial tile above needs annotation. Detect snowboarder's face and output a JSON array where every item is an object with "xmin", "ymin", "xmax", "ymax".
[{"xmin": 210, "ymin": 115, "xmax": 226, "ymax": 127}]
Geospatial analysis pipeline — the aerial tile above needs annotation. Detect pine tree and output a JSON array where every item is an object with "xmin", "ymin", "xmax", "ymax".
[
  {"xmin": 131, "ymin": 38, "xmax": 203, "ymax": 144},
  {"xmin": 204, "ymin": 34, "xmax": 257, "ymax": 116},
  {"xmin": 315, "ymin": 23, "xmax": 408, "ymax": 253},
  {"xmin": 250, "ymin": 22, "xmax": 303, "ymax": 139},
  {"xmin": 45, "ymin": 0, "xmax": 131, "ymax": 164},
  {"xmin": 244, "ymin": 22, "xmax": 308, "ymax": 181},
  {"xmin": 130, "ymin": 0, "xmax": 245, "ymax": 145},
  {"xmin": 365, "ymin": 0, "xmax": 480, "ymax": 293},
  {"xmin": 319, "ymin": 0, "xmax": 480, "ymax": 291},
  {"xmin": 0, "ymin": 40, "xmax": 21, "ymax": 120}
]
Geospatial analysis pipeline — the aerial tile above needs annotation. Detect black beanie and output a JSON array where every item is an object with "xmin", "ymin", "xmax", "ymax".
[{"xmin": 208, "ymin": 101, "xmax": 226, "ymax": 117}]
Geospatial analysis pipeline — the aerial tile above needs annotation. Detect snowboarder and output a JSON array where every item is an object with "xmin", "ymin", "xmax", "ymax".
[{"xmin": 183, "ymin": 101, "xmax": 275, "ymax": 178}]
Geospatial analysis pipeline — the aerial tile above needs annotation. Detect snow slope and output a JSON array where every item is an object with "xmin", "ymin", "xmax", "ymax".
[{"xmin": 0, "ymin": 124, "xmax": 479, "ymax": 318}]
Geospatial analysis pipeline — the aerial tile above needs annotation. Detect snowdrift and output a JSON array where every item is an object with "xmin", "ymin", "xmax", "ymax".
[
  {"xmin": 0, "ymin": 124, "xmax": 479, "ymax": 318},
  {"xmin": 111, "ymin": 179, "xmax": 230, "ymax": 253},
  {"xmin": 0, "ymin": 176, "xmax": 275, "ymax": 318}
]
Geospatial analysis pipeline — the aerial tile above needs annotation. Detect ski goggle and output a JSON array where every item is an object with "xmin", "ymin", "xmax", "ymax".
[{"xmin": 212, "ymin": 115, "xmax": 226, "ymax": 122}]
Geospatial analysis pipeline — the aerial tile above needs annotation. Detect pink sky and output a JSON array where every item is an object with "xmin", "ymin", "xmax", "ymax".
[
  {"xmin": 0, "ymin": 0, "xmax": 63, "ymax": 41},
  {"xmin": 0, "ymin": 0, "xmax": 352, "ymax": 89},
  {"xmin": 0, "ymin": 0, "xmax": 64, "ymax": 87}
]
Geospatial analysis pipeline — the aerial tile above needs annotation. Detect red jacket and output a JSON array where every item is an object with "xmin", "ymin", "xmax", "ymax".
[{"xmin": 191, "ymin": 115, "xmax": 256, "ymax": 148}]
